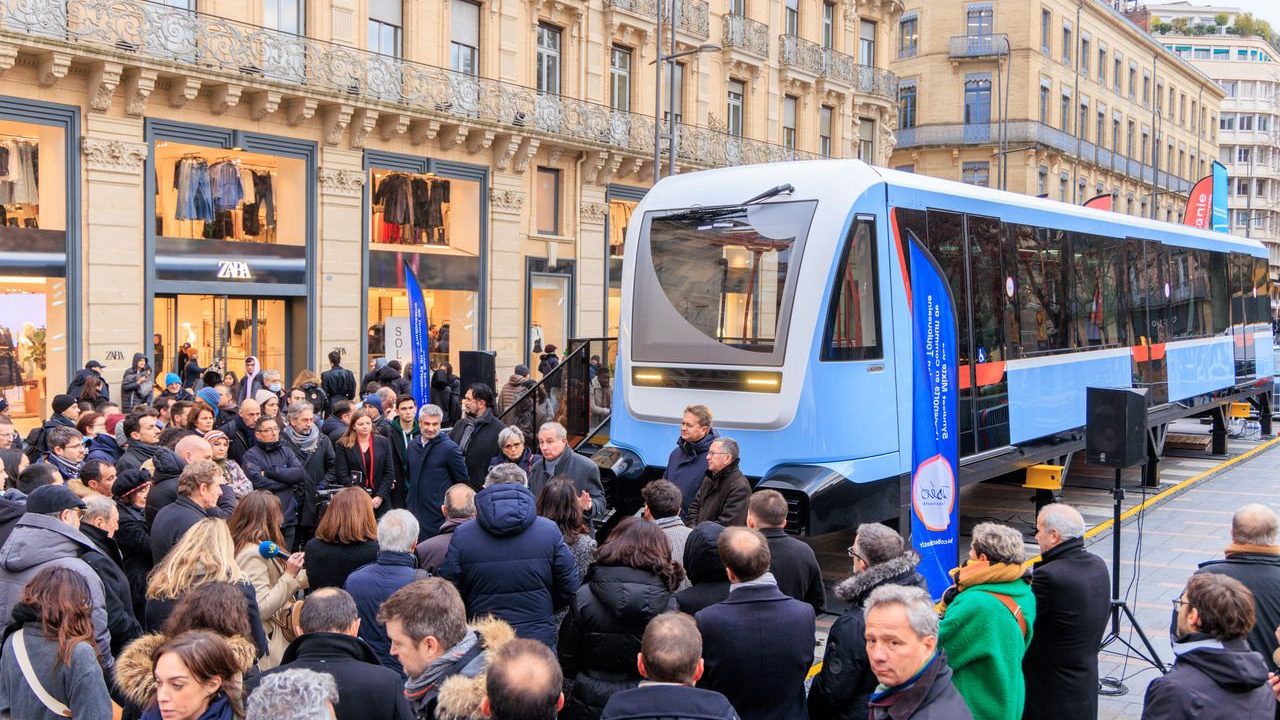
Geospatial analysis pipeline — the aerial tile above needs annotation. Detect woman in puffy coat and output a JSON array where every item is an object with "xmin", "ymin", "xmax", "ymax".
[
  {"xmin": 228, "ymin": 491, "xmax": 307, "ymax": 669},
  {"xmin": 558, "ymin": 516, "xmax": 683, "ymax": 720}
]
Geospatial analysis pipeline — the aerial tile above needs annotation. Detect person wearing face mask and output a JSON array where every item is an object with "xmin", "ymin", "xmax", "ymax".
[
  {"xmin": 261, "ymin": 370, "xmax": 286, "ymax": 406},
  {"xmin": 809, "ymin": 523, "xmax": 928, "ymax": 720}
]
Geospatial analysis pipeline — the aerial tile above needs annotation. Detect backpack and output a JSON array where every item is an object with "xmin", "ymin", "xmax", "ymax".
[
  {"xmin": 302, "ymin": 384, "xmax": 329, "ymax": 417},
  {"xmin": 22, "ymin": 427, "xmax": 44, "ymax": 464}
]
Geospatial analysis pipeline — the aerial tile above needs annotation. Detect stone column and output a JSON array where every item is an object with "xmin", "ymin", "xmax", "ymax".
[
  {"xmin": 578, "ymin": 184, "xmax": 608, "ymax": 337},
  {"xmin": 81, "ymin": 115, "xmax": 148, "ymax": 384},
  {"xmin": 317, "ymin": 148, "xmax": 366, "ymax": 371},
  {"xmin": 489, "ymin": 172, "xmax": 527, "ymax": 379}
]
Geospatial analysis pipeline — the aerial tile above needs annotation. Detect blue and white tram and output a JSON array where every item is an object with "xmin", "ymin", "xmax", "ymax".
[{"xmin": 602, "ymin": 159, "xmax": 1273, "ymax": 535}]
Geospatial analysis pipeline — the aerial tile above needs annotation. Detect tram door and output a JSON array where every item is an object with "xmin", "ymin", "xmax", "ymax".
[{"xmin": 905, "ymin": 208, "xmax": 1013, "ymax": 456}]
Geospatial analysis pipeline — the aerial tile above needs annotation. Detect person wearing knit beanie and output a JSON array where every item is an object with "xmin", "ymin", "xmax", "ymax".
[{"xmin": 51, "ymin": 394, "xmax": 77, "ymax": 416}]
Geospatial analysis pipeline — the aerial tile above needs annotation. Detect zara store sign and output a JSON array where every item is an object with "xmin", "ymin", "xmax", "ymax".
[{"xmin": 216, "ymin": 260, "xmax": 253, "ymax": 279}]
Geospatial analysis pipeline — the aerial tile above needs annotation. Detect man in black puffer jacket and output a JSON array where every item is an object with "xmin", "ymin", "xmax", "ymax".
[
  {"xmin": 809, "ymin": 523, "xmax": 928, "ymax": 720},
  {"xmin": 242, "ymin": 415, "xmax": 307, "ymax": 549},
  {"xmin": 439, "ymin": 463, "xmax": 580, "ymax": 647}
]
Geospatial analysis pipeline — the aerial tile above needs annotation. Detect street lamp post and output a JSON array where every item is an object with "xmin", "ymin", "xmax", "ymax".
[{"xmin": 651, "ymin": 6, "xmax": 719, "ymax": 183}]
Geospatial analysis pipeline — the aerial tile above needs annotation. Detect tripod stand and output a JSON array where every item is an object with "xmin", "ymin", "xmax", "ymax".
[{"xmin": 1098, "ymin": 464, "xmax": 1166, "ymax": 695}]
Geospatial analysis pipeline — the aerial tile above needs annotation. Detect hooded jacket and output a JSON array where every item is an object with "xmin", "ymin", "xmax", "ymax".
[
  {"xmin": 248, "ymin": 631, "xmax": 413, "ymax": 720},
  {"xmin": 345, "ymin": 551, "xmax": 428, "ymax": 677},
  {"xmin": 428, "ymin": 617, "xmax": 519, "ymax": 720},
  {"xmin": 117, "ymin": 441, "xmax": 183, "ymax": 491},
  {"xmin": 809, "ymin": 552, "xmax": 928, "ymax": 720},
  {"xmin": 121, "ymin": 353, "xmax": 154, "ymax": 412},
  {"xmin": 1141, "ymin": 635, "xmax": 1273, "ymax": 719},
  {"xmin": 84, "ymin": 431, "xmax": 124, "ymax": 466},
  {"xmin": 115, "ymin": 499, "xmax": 152, "ymax": 620},
  {"xmin": 1195, "ymin": 551, "xmax": 1280, "ymax": 671},
  {"xmin": 559, "ymin": 565, "xmax": 679, "ymax": 720},
  {"xmin": 115, "ymin": 632, "xmax": 258, "ymax": 711},
  {"xmin": 0, "ymin": 514, "xmax": 114, "ymax": 671},
  {"xmin": 440, "ymin": 483, "xmax": 581, "ymax": 646},
  {"xmin": 675, "ymin": 522, "xmax": 732, "ymax": 615},
  {"xmin": 219, "ymin": 415, "xmax": 257, "ymax": 466},
  {"xmin": 665, "ymin": 430, "xmax": 718, "ymax": 516}
]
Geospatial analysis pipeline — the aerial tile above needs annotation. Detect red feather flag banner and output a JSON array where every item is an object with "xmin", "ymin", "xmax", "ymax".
[
  {"xmin": 1083, "ymin": 193, "xmax": 1113, "ymax": 211},
  {"xmin": 1182, "ymin": 174, "xmax": 1214, "ymax": 229}
]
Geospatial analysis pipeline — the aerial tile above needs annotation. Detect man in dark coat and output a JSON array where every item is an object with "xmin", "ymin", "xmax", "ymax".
[
  {"xmin": 406, "ymin": 404, "xmax": 469, "ymax": 541},
  {"xmin": 1022, "ymin": 503, "xmax": 1111, "ymax": 720},
  {"xmin": 810, "ymin": 523, "xmax": 928, "ymax": 720},
  {"xmin": 67, "ymin": 360, "xmax": 109, "ymax": 402},
  {"xmin": 0, "ymin": 496, "xmax": 23, "ymax": 548},
  {"xmin": 416, "ymin": 484, "xmax": 475, "ymax": 574},
  {"xmin": 665, "ymin": 404, "xmax": 718, "ymax": 516},
  {"xmin": 321, "ymin": 350, "xmax": 357, "ymax": 404},
  {"xmin": 529, "ymin": 421, "xmax": 607, "ymax": 522},
  {"xmin": 280, "ymin": 401, "xmax": 339, "ymax": 551},
  {"xmin": 322, "ymin": 399, "xmax": 353, "ymax": 444},
  {"xmin": 111, "ymin": 469, "xmax": 153, "ymax": 621},
  {"xmin": 382, "ymin": 394, "xmax": 420, "ymax": 510},
  {"xmin": 449, "ymin": 384, "xmax": 505, "ymax": 491},
  {"xmin": 150, "ymin": 459, "xmax": 223, "ymax": 561},
  {"xmin": 219, "ymin": 398, "xmax": 261, "ymax": 466},
  {"xmin": 439, "ymin": 463, "xmax": 580, "ymax": 647},
  {"xmin": 26, "ymin": 394, "xmax": 80, "ymax": 461},
  {"xmin": 687, "ymin": 437, "xmax": 751, "ymax": 527},
  {"xmin": 695, "ymin": 527, "xmax": 814, "ymax": 720},
  {"xmin": 1143, "ymin": 573, "xmax": 1273, "ymax": 718},
  {"xmin": 1193, "ymin": 503, "xmax": 1280, "ymax": 673},
  {"xmin": 600, "ymin": 612, "xmax": 739, "ymax": 720},
  {"xmin": 864, "ymin": 585, "xmax": 973, "ymax": 720},
  {"xmin": 676, "ymin": 522, "xmax": 732, "ymax": 615},
  {"xmin": 78, "ymin": 493, "xmax": 144, "ymax": 655},
  {"xmin": 343, "ymin": 509, "xmax": 427, "ymax": 677},
  {"xmin": 148, "ymin": 435, "xmax": 234, "ymax": 524},
  {"xmin": 747, "ymin": 489, "xmax": 824, "ymax": 614},
  {"xmin": 248, "ymin": 587, "xmax": 414, "ymax": 720},
  {"xmin": 242, "ymin": 415, "xmax": 308, "ymax": 549}
]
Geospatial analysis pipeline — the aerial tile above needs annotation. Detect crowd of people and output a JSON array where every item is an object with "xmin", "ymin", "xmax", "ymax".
[{"xmin": 2, "ymin": 354, "xmax": 1280, "ymax": 719}]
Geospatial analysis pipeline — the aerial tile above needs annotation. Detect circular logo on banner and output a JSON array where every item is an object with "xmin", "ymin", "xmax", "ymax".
[
  {"xmin": 912, "ymin": 454, "xmax": 955, "ymax": 532},
  {"xmin": 1005, "ymin": 276, "xmax": 1016, "ymax": 298}
]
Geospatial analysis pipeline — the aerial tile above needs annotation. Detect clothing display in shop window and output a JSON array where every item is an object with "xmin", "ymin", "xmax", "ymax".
[
  {"xmin": 0, "ymin": 327, "xmax": 23, "ymax": 389},
  {"xmin": 0, "ymin": 140, "xmax": 39, "ymax": 206},
  {"xmin": 373, "ymin": 172, "xmax": 452, "ymax": 246},
  {"xmin": 174, "ymin": 157, "xmax": 215, "ymax": 222},
  {"xmin": 609, "ymin": 202, "xmax": 634, "ymax": 256},
  {"xmin": 374, "ymin": 173, "xmax": 415, "ymax": 226},
  {"xmin": 209, "ymin": 160, "xmax": 245, "ymax": 211}
]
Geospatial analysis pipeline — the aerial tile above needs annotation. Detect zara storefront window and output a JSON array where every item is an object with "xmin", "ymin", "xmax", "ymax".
[
  {"xmin": 0, "ymin": 118, "xmax": 67, "ymax": 423},
  {"xmin": 367, "ymin": 167, "xmax": 481, "ymax": 371}
]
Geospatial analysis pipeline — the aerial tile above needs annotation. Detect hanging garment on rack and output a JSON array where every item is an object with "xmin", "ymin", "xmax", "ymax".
[
  {"xmin": 250, "ymin": 170, "xmax": 275, "ymax": 227},
  {"xmin": 243, "ymin": 202, "xmax": 262, "ymax": 237},
  {"xmin": 373, "ymin": 174, "xmax": 414, "ymax": 226},
  {"xmin": 174, "ymin": 158, "xmax": 215, "ymax": 222},
  {"xmin": 426, "ymin": 179, "xmax": 449, "ymax": 229},
  {"xmin": 3, "ymin": 141, "xmax": 39, "ymax": 206},
  {"xmin": 411, "ymin": 177, "xmax": 431, "ymax": 231},
  {"xmin": 204, "ymin": 209, "xmax": 235, "ymax": 239},
  {"xmin": 209, "ymin": 160, "xmax": 245, "ymax": 211},
  {"xmin": 0, "ymin": 143, "xmax": 9, "ymax": 178},
  {"xmin": 0, "ymin": 327, "xmax": 23, "ymax": 389}
]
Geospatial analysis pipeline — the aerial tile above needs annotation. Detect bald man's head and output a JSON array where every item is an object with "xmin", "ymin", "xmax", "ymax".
[
  {"xmin": 1232, "ymin": 504, "xmax": 1279, "ymax": 547},
  {"xmin": 717, "ymin": 526, "xmax": 771, "ymax": 583},
  {"xmin": 484, "ymin": 639, "xmax": 563, "ymax": 720},
  {"xmin": 174, "ymin": 435, "xmax": 213, "ymax": 464},
  {"xmin": 444, "ymin": 484, "xmax": 476, "ymax": 520}
]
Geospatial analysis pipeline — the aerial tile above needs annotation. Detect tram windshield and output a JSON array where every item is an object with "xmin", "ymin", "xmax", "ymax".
[{"xmin": 632, "ymin": 200, "xmax": 815, "ymax": 366}]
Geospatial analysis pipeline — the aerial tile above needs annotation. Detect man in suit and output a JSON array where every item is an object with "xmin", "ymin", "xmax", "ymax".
[
  {"xmin": 695, "ymin": 527, "xmax": 815, "ymax": 720},
  {"xmin": 1022, "ymin": 503, "xmax": 1110, "ymax": 720},
  {"xmin": 600, "ymin": 612, "xmax": 738, "ymax": 720},
  {"xmin": 528, "ymin": 421, "xmax": 606, "ymax": 522},
  {"xmin": 449, "ymin": 383, "xmax": 505, "ymax": 490},
  {"xmin": 405, "ymin": 404, "xmax": 468, "ymax": 541},
  {"xmin": 747, "ymin": 489, "xmax": 824, "ymax": 614}
]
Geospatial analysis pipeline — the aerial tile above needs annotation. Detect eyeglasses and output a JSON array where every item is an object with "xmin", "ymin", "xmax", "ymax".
[
  {"xmin": 1171, "ymin": 595, "xmax": 1188, "ymax": 609},
  {"xmin": 847, "ymin": 547, "xmax": 865, "ymax": 565},
  {"xmin": 707, "ymin": 451, "xmax": 731, "ymax": 457},
  {"xmin": 502, "ymin": 442, "xmax": 523, "ymax": 450}
]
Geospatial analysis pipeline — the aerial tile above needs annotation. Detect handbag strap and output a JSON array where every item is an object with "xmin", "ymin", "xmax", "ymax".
[
  {"xmin": 12, "ymin": 629, "xmax": 73, "ymax": 717},
  {"xmin": 988, "ymin": 592, "xmax": 1029, "ymax": 639}
]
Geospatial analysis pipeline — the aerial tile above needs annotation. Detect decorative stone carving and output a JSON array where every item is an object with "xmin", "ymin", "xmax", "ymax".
[
  {"xmin": 0, "ymin": 42, "xmax": 18, "ymax": 76},
  {"xmin": 438, "ymin": 124, "xmax": 468, "ymax": 150},
  {"xmin": 82, "ymin": 138, "xmax": 147, "ymax": 173},
  {"xmin": 350, "ymin": 108, "xmax": 378, "ymax": 149},
  {"xmin": 38, "ymin": 52, "xmax": 71, "ymax": 87},
  {"xmin": 88, "ymin": 61, "xmax": 122, "ymax": 112},
  {"xmin": 379, "ymin": 113, "xmax": 410, "ymax": 141},
  {"xmin": 491, "ymin": 189, "xmax": 526, "ymax": 212},
  {"xmin": 582, "ymin": 150, "xmax": 610, "ymax": 185},
  {"xmin": 168, "ymin": 77, "xmax": 201, "ymax": 108},
  {"xmin": 286, "ymin": 97, "xmax": 318, "ymax": 126},
  {"xmin": 581, "ymin": 202, "xmax": 608, "ymax": 224},
  {"xmin": 493, "ymin": 134, "xmax": 523, "ymax": 172},
  {"xmin": 467, "ymin": 129, "xmax": 497, "ymax": 154},
  {"xmin": 123, "ymin": 68, "xmax": 158, "ymax": 117},
  {"xmin": 249, "ymin": 90, "xmax": 282, "ymax": 121},
  {"xmin": 512, "ymin": 137, "xmax": 541, "ymax": 174},
  {"xmin": 410, "ymin": 119, "xmax": 440, "ymax": 145},
  {"xmin": 318, "ymin": 167, "xmax": 366, "ymax": 196},
  {"xmin": 322, "ymin": 104, "xmax": 354, "ymax": 146},
  {"xmin": 210, "ymin": 84, "xmax": 243, "ymax": 115}
]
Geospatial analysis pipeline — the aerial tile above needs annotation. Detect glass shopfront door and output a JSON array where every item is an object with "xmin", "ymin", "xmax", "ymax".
[{"xmin": 154, "ymin": 295, "xmax": 288, "ymax": 379}]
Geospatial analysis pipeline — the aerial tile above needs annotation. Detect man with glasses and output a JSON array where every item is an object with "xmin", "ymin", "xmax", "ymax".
[
  {"xmin": 0, "ymin": 483, "xmax": 115, "ymax": 672},
  {"xmin": 243, "ymin": 415, "xmax": 308, "ymax": 549},
  {"xmin": 809, "ymin": 522, "xmax": 928, "ymax": 720},
  {"xmin": 450, "ymin": 383, "xmax": 506, "ymax": 491},
  {"xmin": 687, "ymin": 437, "xmax": 750, "ymax": 527},
  {"xmin": 42, "ymin": 425, "xmax": 86, "ymax": 483}
]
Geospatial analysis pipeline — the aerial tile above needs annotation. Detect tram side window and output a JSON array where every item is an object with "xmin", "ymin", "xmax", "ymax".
[
  {"xmin": 1122, "ymin": 239, "xmax": 1146, "ymax": 349},
  {"xmin": 967, "ymin": 215, "xmax": 1012, "ymax": 363},
  {"xmin": 1012, "ymin": 224, "xmax": 1069, "ymax": 355},
  {"xmin": 1208, "ymin": 252, "xmax": 1230, "ymax": 335},
  {"xmin": 1252, "ymin": 256, "xmax": 1270, "ymax": 330},
  {"xmin": 823, "ymin": 217, "xmax": 881, "ymax": 360},
  {"xmin": 1068, "ymin": 233, "xmax": 1124, "ymax": 349},
  {"xmin": 1167, "ymin": 248, "xmax": 1213, "ymax": 339},
  {"xmin": 1145, "ymin": 243, "xmax": 1172, "ymax": 345}
]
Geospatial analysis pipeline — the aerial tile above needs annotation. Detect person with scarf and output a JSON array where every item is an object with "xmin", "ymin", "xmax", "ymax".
[
  {"xmin": 936, "ymin": 522, "xmax": 1036, "ymax": 720},
  {"xmin": 42, "ymin": 425, "xmax": 85, "ymax": 483},
  {"xmin": 863, "ymin": 585, "xmax": 972, "ymax": 720},
  {"xmin": 378, "ymin": 577, "xmax": 516, "ymax": 720},
  {"xmin": 116, "ymin": 413, "xmax": 184, "ymax": 510},
  {"xmin": 236, "ymin": 356, "xmax": 265, "ymax": 405},
  {"xmin": 241, "ymin": 416, "xmax": 307, "ymax": 551},
  {"xmin": 206, "ymin": 430, "xmax": 252, "ymax": 500},
  {"xmin": 665, "ymin": 405, "xmax": 718, "ymax": 517},
  {"xmin": 280, "ymin": 401, "xmax": 338, "ymax": 551}
]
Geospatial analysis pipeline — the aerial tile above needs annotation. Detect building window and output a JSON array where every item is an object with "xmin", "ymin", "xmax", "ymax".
[
  {"xmin": 1059, "ymin": 172, "xmax": 1069, "ymax": 202},
  {"xmin": 1140, "ymin": 129, "xmax": 1149, "ymax": 164},
  {"xmin": 1127, "ymin": 120, "xmax": 1135, "ymax": 158},
  {"xmin": 1113, "ymin": 53, "xmax": 1122, "ymax": 93},
  {"xmin": 264, "ymin": 0, "xmax": 304, "ymax": 34},
  {"xmin": 536, "ymin": 167, "xmax": 560, "ymax": 235},
  {"xmin": 964, "ymin": 74, "xmax": 992, "ymax": 125},
  {"xmin": 535, "ymin": 24, "xmax": 562, "ymax": 95},
  {"xmin": 860, "ymin": 20, "xmax": 877, "ymax": 66},
  {"xmin": 962, "ymin": 161, "xmax": 990, "ymax": 187},
  {"xmin": 1059, "ymin": 90, "xmax": 1071, "ymax": 132},
  {"xmin": 1096, "ymin": 106, "xmax": 1106, "ymax": 147},
  {"xmin": 967, "ymin": 5, "xmax": 993, "ymax": 37},
  {"xmin": 610, "ymin": 46, "xmax": 632, "ymax": 112},
  {"xmin": 370, "ymin": 0, "xmax": 403, "ymax": 58},
  {"xmin": 1041, "ymin": 8, "xmax": 1051, "ymax": 53},
  {"xmin": 449, "ymin": 0, "xmax": 478, "ymax": 73},
  {"xmin": 1038, "ymin": 165, "xmax": 1048, "ymax": 195},
  {"xmin": 1128, "ymin": 62, "xmax": 1137, "ymax": 100},
  {"xmin": 899, "ymin": 82, "xmax": 917, "ymax": 128},
  {"xmin": 782, "ymin": 95, "xmax": 797, "ymax": 149},
  {"xmin": 1155, "ymin": 82, "xmax": 1163, "ymax": 114},
  {"xmin": 785, "ymin": 0, "xmax": 799, "ymax": 36},
  {"xmin": 1112, "ymin": 114, "xmax": 1120, "ymax": 152},
  {"xmin": 823, "ymin": 2, "xmax": 835, "ymax": 49},
  {"xmin": 1061, "ymin": 22, "xmax": 1072, "ymax": 66},
  {"xmin": 1098, "ymin": 43, "xmax": 1107, "ymax": 84},
  {"xmin": 1080, "ymin": 33, "xmax": 1090, "ymax": 75},
  {"xmin": 858, "ymin": 117, "xmax": 875, "ymax": 160},
  {"xmin": 899, "ymin": 14, "xmax": 918, "ymax": 58},
  {"xmin": 820, "ymin": 106, "xmax": 833, "ymax": 157},
  {"xmin": 1078, "ymin": 98, "xmax": 1089, "ymax": 140},
  {"xmin": 727, "ymin": 79, "xmax": 745, "ymax": 137},
  {"xmin": 1141, "ymin": 71, "xmax": 1150, "ymax": 107},
  {"xmin": 1237, "ymin": 146, "xmax": 1251, "ymax": 164},
  {"xmin": 1039, "ymin": 80, "xmax": 1050, "ymax": 123}
]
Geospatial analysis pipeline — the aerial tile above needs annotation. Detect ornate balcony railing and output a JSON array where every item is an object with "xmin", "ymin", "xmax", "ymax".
[
  {"xmin": 820, "ymin": 47, "xmax": 854, "ymax": 85},
  {"xmin": 779, "ymin": 34, "xmax": 826, "ymax": 77},
  {"xmin": 0, "ymin": 0, "xmax": 813, "ymax": 168},
  {"xmin": 948, "ymin": 33, "xmax": 1009, "ymax": 59},
  {"xmin": 722, "ymin": 14, "xmax": 769, "ymax": 59},
  {"xmin": 855, "ymin": 64, "xmax": 899, "ymax": 101},
  {"xmin": 604, "ymin": 0, "xmax": 709, "ymax": 39},
  {"xmin": 895, "ymin": 121, "xmax": 1196, "ymax": 194}
]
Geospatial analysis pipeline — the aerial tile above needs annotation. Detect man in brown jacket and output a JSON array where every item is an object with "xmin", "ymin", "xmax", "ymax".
[{"xmin": 686, "ymin": 437, "xmax": 750, "ymax": 527}]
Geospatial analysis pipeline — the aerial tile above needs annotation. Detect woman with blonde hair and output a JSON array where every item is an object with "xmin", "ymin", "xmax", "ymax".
[
  {"xmin": 303, "ymin": 486, "xmax": 379, "ymax": 592},
  {"xmin": 228, "ymin": 491, "xmax": 307, "ymax": 668},
  {"xmin": 144, "ymin": 517, "xmax": 269, "ymax": 658}
]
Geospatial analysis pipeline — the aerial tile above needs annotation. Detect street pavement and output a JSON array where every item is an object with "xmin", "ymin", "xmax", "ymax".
[{"xmin": 809, "ymin": 418, "xmax": 1277, "ymax": 719}]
